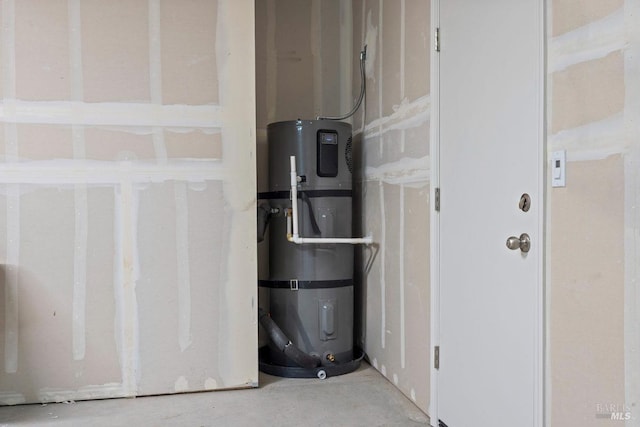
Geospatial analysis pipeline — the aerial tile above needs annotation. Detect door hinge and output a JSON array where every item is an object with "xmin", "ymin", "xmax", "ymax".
[
  {"xmin": 435, "ymin": 187, "xmax": 440, "ymax": 211},
  {"xmin": 434, "ymin": 346, "xmax": 440, "ymax": 369},
  {"xmin": 435, "ymin": 27, "xmax": 440, "ymax": 52}
]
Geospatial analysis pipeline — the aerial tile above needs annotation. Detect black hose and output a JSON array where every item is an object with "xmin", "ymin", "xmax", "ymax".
[{"xmin": 258, "ymin": 308, "xmax": 321, "ymax": 368}]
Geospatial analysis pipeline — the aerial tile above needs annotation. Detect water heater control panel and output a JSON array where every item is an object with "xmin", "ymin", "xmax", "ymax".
[{"xmin": 317, "ymin": 130, "xmax": 339, "ymax": 177}]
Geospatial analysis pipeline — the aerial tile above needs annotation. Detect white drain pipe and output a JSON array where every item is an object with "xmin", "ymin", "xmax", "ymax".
[{"xmin": 287, "ymin": 156, "xmax": 373, "ymax": 245}]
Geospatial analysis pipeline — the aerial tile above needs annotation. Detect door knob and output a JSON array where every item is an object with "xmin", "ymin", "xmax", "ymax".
[{"xmin": 506, "ymin": 233, "xmax": 530, "ymax": 253}]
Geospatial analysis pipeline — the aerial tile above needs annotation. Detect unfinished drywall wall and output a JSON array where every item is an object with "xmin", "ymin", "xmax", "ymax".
[
  {"xmin": 547, "ymin": 0, "xmax": 639, "ymax": 424},
  {"xmin": 352, "ymin": 0, "xmax": 431, "ymax": 413},
  {"xmin": 0, "ymin": 0, "xmax": 257, "ymax": 404},
  {"xmin": 255, "ymin": 0, "xmax": 349, "ymax": 132}
]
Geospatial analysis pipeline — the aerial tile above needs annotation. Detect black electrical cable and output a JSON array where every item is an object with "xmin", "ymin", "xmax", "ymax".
[{"xmin": 301, "ymin": 192, "xmax": 321, "ymax": 235}]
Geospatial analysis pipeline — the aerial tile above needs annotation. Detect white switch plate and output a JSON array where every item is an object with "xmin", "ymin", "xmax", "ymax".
[{"xmin": 551, "ymin": 150, "xmax": 566, "ymax": 187}]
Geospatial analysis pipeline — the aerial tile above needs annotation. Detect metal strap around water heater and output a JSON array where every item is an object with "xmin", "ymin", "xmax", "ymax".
[{"xmin": 258, "ymin": 279, "xmax": 353, "ymax": 289}]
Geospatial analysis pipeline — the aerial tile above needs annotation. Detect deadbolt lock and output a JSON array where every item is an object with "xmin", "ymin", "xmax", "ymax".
[
  {"xmin": 519, "ymin": 194, "xmax": 531, "ymax": 212},
  {"xmin": 506, "ymin": 233, "xmax": 531, "ymax": 253}
]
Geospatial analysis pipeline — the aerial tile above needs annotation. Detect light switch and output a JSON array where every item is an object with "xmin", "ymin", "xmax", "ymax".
[
  {"xmin": 553, "ymin": 160, "xmax": 562, "ymax": 179},
  {"xmin": 551, "ymin": 150, "xmax": 566, "ymax": 187}
]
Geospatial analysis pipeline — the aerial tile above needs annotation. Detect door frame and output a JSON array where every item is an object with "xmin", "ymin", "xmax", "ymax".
[{"xmin": 429, "ymin": 1, "xmax": 547, "ymax": 425}]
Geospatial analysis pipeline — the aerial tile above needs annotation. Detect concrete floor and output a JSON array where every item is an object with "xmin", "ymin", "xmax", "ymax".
[{"xmin": 0, "ymin": 363, "xmax": 429, "ymax": 427}]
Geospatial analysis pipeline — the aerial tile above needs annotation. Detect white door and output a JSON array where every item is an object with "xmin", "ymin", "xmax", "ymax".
[{"xmin": 433, "ymin": 1, "xmax": 544, "ymax": 426}]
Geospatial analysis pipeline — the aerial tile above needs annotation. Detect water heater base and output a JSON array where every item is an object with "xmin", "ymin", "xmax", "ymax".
[{"xmin": 258, "ymin": 346, "xmax": 365, "ymax": 379}]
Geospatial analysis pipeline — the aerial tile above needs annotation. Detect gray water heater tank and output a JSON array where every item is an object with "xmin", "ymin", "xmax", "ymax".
[{"xmin": 259, "ymin": 119, "xmax": 360, "ymax": 376}]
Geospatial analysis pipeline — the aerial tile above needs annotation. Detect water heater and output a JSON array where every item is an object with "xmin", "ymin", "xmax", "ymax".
[{"xmin": 258, "ymin": 119, "xmax": 365, "ymax": 379}]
